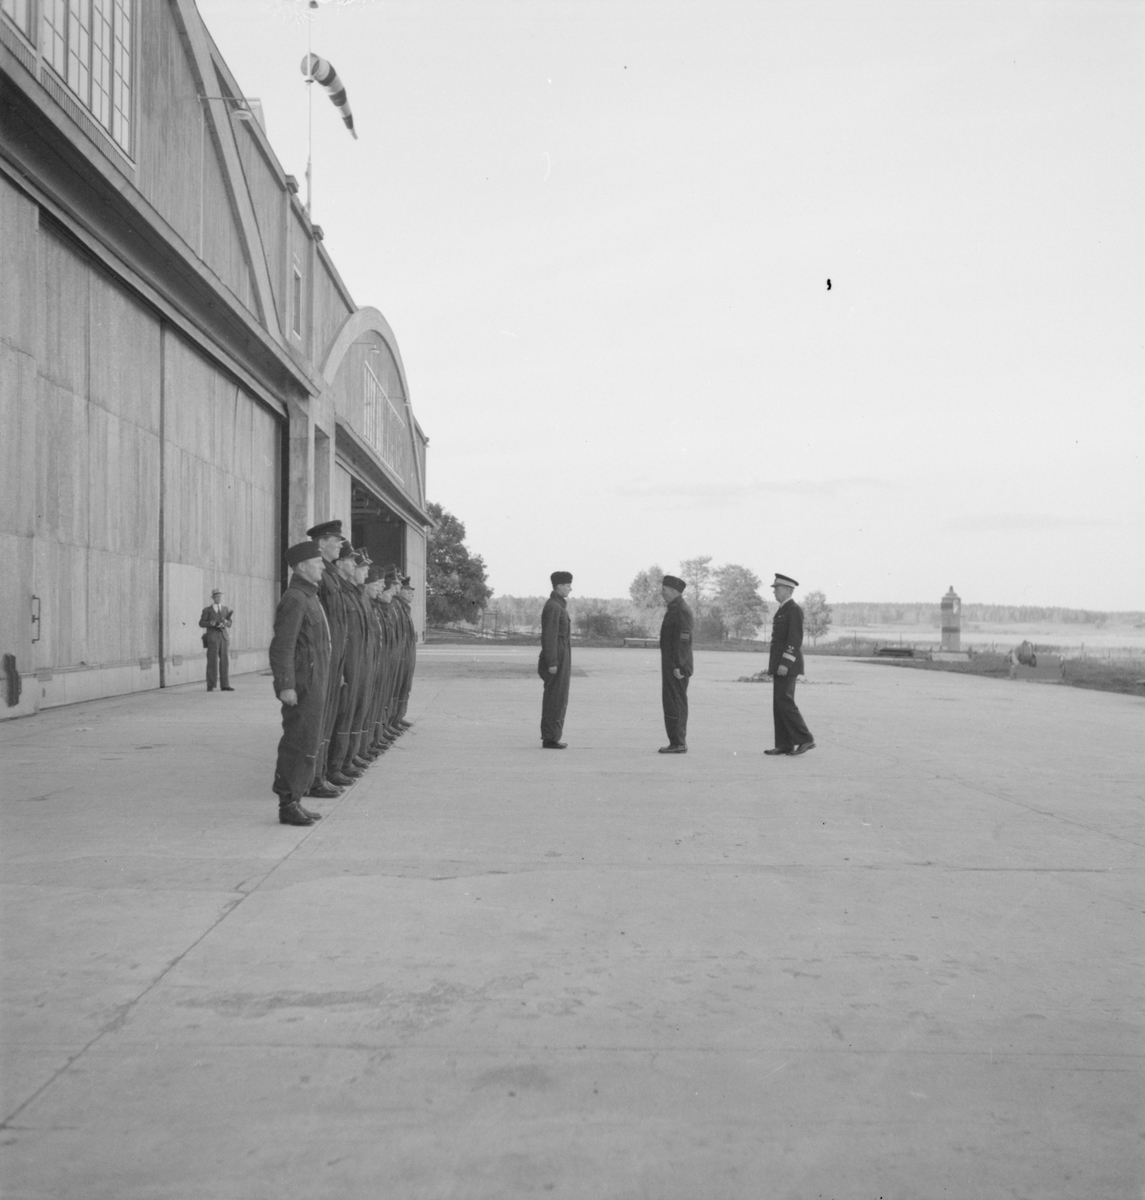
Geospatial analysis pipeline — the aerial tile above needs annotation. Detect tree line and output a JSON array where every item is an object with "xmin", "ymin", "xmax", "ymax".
[
  {"xmin": 830, "ymin": 601, "xmax": 1140, "ymax": 627},
  {"xmin": 424, "ymin": 504, "xmax": 836, "ymax": 643}
]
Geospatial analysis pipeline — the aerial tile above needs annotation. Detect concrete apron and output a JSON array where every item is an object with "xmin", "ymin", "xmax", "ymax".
[{"xmin": 1, "ymin": 649, "xmax": 1142, "ymax": 1199}]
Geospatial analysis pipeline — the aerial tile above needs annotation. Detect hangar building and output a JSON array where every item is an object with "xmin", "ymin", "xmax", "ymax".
[{"xmin": 0, "ymin": 0, "xmax": 432, "ymax": 719}]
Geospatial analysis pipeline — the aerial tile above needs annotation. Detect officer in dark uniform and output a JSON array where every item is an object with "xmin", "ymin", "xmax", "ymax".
[
  {"xmin": 538, "ymin": 571, "xmax": 573, "ymax": 748},
  {"xmin": 306, "ymin": 519, "xmax": 349, "ymax": 797},
  {"xmin": 374, "ymin": 564, "xmax": 400, "ymax": 742},
  {"xmin": 381, "ymin": 564, "xmax": 408, "ymax": 739},
  {"xmin": 366, "ymin": 567, "xmax": 398, "ymax": 754},
  {"xmin": 269, "ymin": 542, "xmax": 331, "ymax": 825},
  {"xmin": 329, "ymin": 541, "xmax": 369, "ymax": 783},
  {"xmin": 340, "ymin": 548, "xmax": 376, "ymax": 772},
  {"xmin": 394, "ymin": 575, "xmax": 418, "ymax": 731},
  {"xmin": 658, "ymin": 574, "xmax": 693, "ymax": 753},
  {"xmin": 767, "ymin": 573, "xmax": 815, "ymax": 756},
  {"xmin": 359, "ymin": 564, "xmax": 386, "ymax": 760}
]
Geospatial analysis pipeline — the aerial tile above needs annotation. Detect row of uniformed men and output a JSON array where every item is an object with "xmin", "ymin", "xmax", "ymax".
[{"xmin": 269, "ymin": 519, "xmax": 418, "ymax": 825}]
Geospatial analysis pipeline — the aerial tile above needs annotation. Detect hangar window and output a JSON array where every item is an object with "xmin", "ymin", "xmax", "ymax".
[
  {"xmin": 291, "ymin": 267, "xmax": 302, "ymax": 337},
  {"xmin": 364, "ymin": 359, "xmax": 408, "ymax": 484},
  {"xmin": 41, "ymin": 0, "xmax": 134, "ymax": 153},
  {"xmin": 1, "ymin": 0, "xmax": 35, "ymax": 40}
]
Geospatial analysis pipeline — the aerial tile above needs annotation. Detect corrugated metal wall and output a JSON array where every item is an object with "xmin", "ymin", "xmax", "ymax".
[
  {"xmin": 0, "ymin": 188, "xmax": 283, "ymax": 707},
  {"xmin": 162, "ymin": 331, "xmax": 281, "ymax": 665},
  {"xmin": 34, "ymin": 222, "xmax": 162, "ymax": 673}
]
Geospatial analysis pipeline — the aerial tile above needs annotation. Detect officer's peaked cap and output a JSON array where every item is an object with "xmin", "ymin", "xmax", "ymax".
[
  {"xmin": 306, "ymin": 519, "xmax": 343, "ymax": 540},
  {"xmin": 772, "ymin": 573, "xmax": 799, "ymax": 588}
]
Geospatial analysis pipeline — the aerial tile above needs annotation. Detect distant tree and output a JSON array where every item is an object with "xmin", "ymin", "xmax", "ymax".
[
  {"xmin": 803, "ymin": 590, "xmax": 833, "ymax": 644},
  {"xmin": 694, "ymin": 606, "xmax": 727, "ymax": 642},
  {"xmin": 678, "ymin": 555, "xmax": 715, "ymax": 617},
  {"xmin": 714, "ymin": 564, "xmax": 768, "ymax": 639},
  {"xmin": 425, "ymin": 501, "xmax": 493, "ymax": 624},
  {"xmin": 629, "ymin": 564, "xmax": 665, "ymax": 611},
  {"xmin": 575, "ymin": 603, "xmax": 621, "ymax": 639}
]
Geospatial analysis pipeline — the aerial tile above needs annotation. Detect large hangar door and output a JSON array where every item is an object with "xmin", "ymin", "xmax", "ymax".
[
  {"xmin": 162, "ymin": 332, "xmax": 282, "ymax": 675},
  {"xmin": 351, "ymin": 481, "xmax": 405, "ymax": 571}
]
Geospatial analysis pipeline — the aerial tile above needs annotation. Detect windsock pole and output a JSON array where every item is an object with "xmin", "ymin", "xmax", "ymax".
[{"xmin": 305, "ymin": 7, "xmax": 313, "ymax": 216}]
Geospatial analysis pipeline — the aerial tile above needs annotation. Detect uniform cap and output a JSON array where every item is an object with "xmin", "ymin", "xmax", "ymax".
[
  {"xmin": 353, "ymin": 549, "xmax": 371, "ymax": 566},
  {"xmin": 400, "ymin": 576, "xmax": 413, "ymax": 589},
  {"xmin": 306, "ymin": 519, "xmax": 343, "ymax": 540},
  {"xmin": 550, "ymin": 571, "xmax": 573, "ymax": 586},
  {"xmin": 286, "ymin": 541, "xmax": 322, "ymax": 566},
  {"xmin": 662, "ymin": 575, "xmax": 687, "ymax": 592},
  {"xmin": 772, "ymin": 573, "xmax": 799, "ymax": 588},
  {"xmin": 337, "ymin": 541, "xmax": 356, "ymax": 560}
]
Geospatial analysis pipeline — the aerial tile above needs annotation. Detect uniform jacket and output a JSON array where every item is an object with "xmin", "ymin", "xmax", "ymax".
[
  {"xmin": 318, "ymin": 562, "xmax": 348, "ymax": 650},
  {"xmin": 659, "ymin": 597, "xmax": 694, "ymax": 677},
  {"xmin": 768, "ymin": 599, "xmax": 805, "ymax": 676},
  {"xmin": 539, "ymin": 591, "xmax": 571, "ymax": 674},
  {"xmin": 269, "ymin": 575, "xmax": 331, "ymax": 696},
  {"xmin": 198, "ymin": 604, "xmax": 233, "ymax": 640}
]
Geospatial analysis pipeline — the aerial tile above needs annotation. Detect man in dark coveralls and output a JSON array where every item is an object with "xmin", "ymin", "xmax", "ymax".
[
  {"xmin": 766, "ymin": 573, "xmax": 816, "ymax": 756},
  {"xmin": 538, "ymin": 571, "xmax": 573, "ymax": 748},
  {"xmin": 329, "ymin": 542, "xmax": 370, "ymax": 783},
  {"xmin": 658, "ymin": 574, "xmax": 693, "ymax": 754},
  {"xmin": 393, "ymin": 576, "xmax": 418, "ymax": 732},
  {"xmin": 306, "ymin": 519, "xmax": 349, "ymax": 798},
  {"xmin": 269, "ymin": 542, "xmax": 331, "ymax": 826}
]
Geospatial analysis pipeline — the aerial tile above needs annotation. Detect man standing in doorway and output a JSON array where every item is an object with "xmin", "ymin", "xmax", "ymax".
[
  {"xmin": 658, "ymin": 574, "xmax": 693, "ymax": 754},
  {"xmin": 767, "ymin": 573, "xmax": 815, "ymax": 756},
  {"xmin": 538, "ymin": 571, "xmax": 573, "ymax": 749},
  {"xmin": 269, "ymin": 542, "xmax": 331, "ymax": 826},
  {"xmin": 199, "ymin": 589, "xmax": 234, "ymax": 691}
]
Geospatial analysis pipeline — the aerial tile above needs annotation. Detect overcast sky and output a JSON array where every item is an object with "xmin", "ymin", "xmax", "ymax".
[{"xmin": 200, "ymin": 0, "xmax": 1143, "ymax": 610}]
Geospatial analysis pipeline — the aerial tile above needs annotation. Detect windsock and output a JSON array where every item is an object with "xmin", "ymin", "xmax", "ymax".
[{"xmin": 301, "ymin": 53, "xmax": 357, "ymax": 139}]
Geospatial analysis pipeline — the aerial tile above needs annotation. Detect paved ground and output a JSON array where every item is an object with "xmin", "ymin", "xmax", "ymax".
[{"xmin": 2, "ymin": 646, "xmax": 1142, "ymax": 1200}]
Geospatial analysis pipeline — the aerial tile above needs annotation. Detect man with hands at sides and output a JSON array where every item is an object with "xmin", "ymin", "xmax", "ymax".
[
  {"xmin": 658, "ymin": 574, "xmax": 694, "ymax": 754},
  {"xmin": 270, "ymin": 542, "xmax": 331, "ymax": 826},
  {"xmin": 538, "ymin": 571, "xmax": 573, "ymax": 748},
  {"xmin": 766, "ymin": 573, "xmax": 815, "ymax": 757}
]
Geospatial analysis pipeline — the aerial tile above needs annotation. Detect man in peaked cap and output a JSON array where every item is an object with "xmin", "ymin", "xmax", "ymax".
[
  {"xmin": 538, "ymin": 571, "xmax": 573, "ymax": 748},
  {"xmin": 305, "ymin": 519, "xmax": 348, "ymax": 797},
  {"xmin": 658, "ymin": 574, "xmax": 694, "ymax": 753},
  {"xmin": 369, "ymin": 565, "xmax": 402, "ymax": 750},
  {"xmin": 393, "ymin": 574, "xmax": 418, "ymax": 731},
  {"xmin": 328, "ymin": 541, "xmax": 371, "ymax": 783},
  {"xmin": 767, "ymin": 573, "xmax": 815, "ymax": 756},
  {"xmin": 269, "ymin": 542, "xmax": 331, "ymax": 825}
]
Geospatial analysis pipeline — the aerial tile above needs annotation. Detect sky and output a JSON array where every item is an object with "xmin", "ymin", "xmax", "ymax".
[{"xmin": 199, "ymin": 0, "xmax": 1144, "ymax": 610}]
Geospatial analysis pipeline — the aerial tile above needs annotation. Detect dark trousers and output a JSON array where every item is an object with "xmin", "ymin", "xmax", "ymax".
[
  {"xmin": 272, "ymin": 680, "xmax": 325, "ymax": 804},
  {"xmin": 205, "ymin": 632, "xmax": 229, "ymax": 689},
  {"xmin": 331, "ymin": 637, "xmax": 364, "ymax": 771},
  {"xmin": 540, "ymin": 658, "xmax": 570, "ymax": 742},
  {"xmin": 315, "ymin": 640, "xmax": 345, "ymax": 781},
  {"xmin": 773, "ymin": 673, "xmax": 812, "ymax": 750},
  {"xmin": 661, "ymin": 668, "xmax": 689, "ymax": 746}
]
